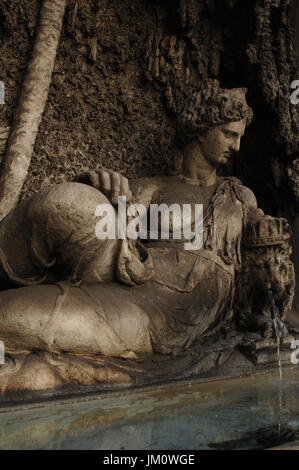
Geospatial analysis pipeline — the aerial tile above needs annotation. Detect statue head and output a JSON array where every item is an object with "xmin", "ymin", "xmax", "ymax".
[{"xmin": 177, "ymin": 79, "xmax": 253, "ymax": 148}]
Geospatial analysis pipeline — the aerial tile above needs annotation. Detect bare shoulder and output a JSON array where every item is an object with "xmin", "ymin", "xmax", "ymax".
[{"xmin": 234, "ymin": 181, "xmax": 258, "ymax": 211}]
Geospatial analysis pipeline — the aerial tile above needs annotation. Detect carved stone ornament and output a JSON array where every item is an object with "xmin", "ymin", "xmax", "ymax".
[{"xmin": 0, "ymin": 79, "xmax": 295, "ymax": 402}]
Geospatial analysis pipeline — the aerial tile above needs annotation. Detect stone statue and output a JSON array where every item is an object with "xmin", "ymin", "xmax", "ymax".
[{"xmin": 0, "ymin": 80, "xmax": 295, "ymax": 399}]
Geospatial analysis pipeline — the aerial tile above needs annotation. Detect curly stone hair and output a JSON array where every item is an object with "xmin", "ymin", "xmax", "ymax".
[{"xmin": 177, "ymin": 79, "xmax": 254, "ymax": 147}]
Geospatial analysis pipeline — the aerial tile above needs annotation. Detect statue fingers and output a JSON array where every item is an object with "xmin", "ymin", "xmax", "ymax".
[
  {"xmin": 88, "ymin": 170, "xmax": 101, "ymax": 189},
  {"xmin": 75, "ymin": 171, "xmax": 88, "ymax": 184},
  {"xmin": 76, "ymin": 170, "xmax": 100, "ymax": 189},
  {"xmin": 119, "ymin": 175, "xmax": 132, "ymax": 202},
  {"xmin": 99, "ymin": 169, "xmax": 112, "ymax": 196},
  {"xmin": 80, "ymin": 169, "xmax": 131, "ymax": 205},
  {"xmin": 110, "ymin": 172, "xmax": 121, "ymax": 205}
]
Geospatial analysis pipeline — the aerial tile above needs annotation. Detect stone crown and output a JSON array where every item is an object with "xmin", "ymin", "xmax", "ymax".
[{"xmin": 244, "ymin": 216, "xmax": 290, "ymax": 247}]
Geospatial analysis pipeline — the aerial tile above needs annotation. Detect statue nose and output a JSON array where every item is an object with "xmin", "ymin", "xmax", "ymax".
[
  {"xmin": 230, "ymin": 138, "xmax": 241, "ymax": 152},
  {"xmin": 267, "ymin": 264, "xmax": 280, "ymax": 282}
]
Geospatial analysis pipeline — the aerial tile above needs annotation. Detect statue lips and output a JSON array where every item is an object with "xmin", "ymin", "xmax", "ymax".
[{"xmin": 221, "ymin": 152, "xmax": 232, "ymax": 163}]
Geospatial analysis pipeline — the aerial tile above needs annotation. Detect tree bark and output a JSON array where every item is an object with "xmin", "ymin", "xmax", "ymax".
[{"xmin": 0, "ymin": 0, "xmax": 66, "ymax": 221}]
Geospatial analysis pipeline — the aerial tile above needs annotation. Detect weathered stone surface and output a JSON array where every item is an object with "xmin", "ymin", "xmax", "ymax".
[
  {"xmin": 240, "ymin": 334, "xmax": 295, "ymax": 365},
  {"xmin": 0, "ymin": 82, "xmax": 295, "ymax": 400},
  {"xmin": 0, "ymin": 2, "xmax": 297, "ymax": 402}
]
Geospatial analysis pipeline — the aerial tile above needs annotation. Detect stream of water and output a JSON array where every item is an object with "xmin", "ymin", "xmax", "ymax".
[
  {"xmin": 268, "ymin": 290, "xmax": 286, "ymax": 436},
  {"xmin": 268, "ymin": 290, "xmax": 283, "ymax": 381}
]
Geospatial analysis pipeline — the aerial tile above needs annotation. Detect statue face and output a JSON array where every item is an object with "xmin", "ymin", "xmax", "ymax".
[{"xmin": 198, "ymin": 120, "xmax": 246, "ymax": 167}]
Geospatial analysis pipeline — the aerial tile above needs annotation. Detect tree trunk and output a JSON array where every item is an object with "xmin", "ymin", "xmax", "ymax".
[{"xmin": 0, "ymin": 0, "xmax": 66, "ymax": 221}]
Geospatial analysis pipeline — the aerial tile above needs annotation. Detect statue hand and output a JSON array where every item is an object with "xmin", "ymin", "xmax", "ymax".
[{"xmin": 76, "ymin": 169, "xmax": 132, "ymax": 205}]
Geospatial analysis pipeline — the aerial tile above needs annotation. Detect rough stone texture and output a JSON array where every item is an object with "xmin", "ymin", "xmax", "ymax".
[
  {"xmin": 291, "ymin": 0, "xmax": 299, "ymax": 63},
  {"xmin": 0, "ymin": 0, "xmax": 179, "ymax": 197},
  {"xmin": 0, "ymin": 0, "xmax": 298, "ymax": 218}
]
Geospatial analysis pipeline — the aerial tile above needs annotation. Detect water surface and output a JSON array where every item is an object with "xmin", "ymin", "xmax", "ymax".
[{"xmin": 0, "ymin": 367, "xmax": 299, "ymax": 449}]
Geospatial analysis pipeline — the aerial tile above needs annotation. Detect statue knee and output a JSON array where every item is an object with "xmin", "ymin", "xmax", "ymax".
[
  {"xmin": 33, "ymin": 183, "xmax": 119, "ymax": 283},
  {"xmin": 35, "ymin": 182, "xmax": 112, "ymax": 222},
  {"xmin": 0, "ymin": 285, "xmax": 58, "ymax": 352}
]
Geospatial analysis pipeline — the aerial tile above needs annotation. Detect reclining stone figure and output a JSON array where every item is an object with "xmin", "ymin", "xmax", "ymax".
[{"xmin": 0, "ymin": 79, "xmax": 294, "ymax": 396}]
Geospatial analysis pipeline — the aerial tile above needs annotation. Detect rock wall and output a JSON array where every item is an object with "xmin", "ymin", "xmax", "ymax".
[{"xmin": 291, "ymin": 0, "xmax": 299, "ymax": 62}]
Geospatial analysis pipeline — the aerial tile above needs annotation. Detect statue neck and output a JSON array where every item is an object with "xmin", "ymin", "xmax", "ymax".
[{"xmin": 182, "ymin": 140, "xmax": 217, "ymax": 186}]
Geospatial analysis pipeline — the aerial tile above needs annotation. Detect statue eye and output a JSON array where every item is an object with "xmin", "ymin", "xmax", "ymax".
[{"xmin": 223, "ymin": 130, "xmax": 232, "ymax": 138}]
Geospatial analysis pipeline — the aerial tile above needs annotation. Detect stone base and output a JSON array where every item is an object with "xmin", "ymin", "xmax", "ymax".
[
  {"xmin": 239, "ymin": 334, "xmax": 295, "ymax": 365},
  {"xmin": 0, "ymin": 328, "xmax": 283, "ymax": 406}
]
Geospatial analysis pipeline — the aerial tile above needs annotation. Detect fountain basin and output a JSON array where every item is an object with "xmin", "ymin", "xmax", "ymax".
[{"xmin": 0, "ymin": 365, "xmax": 299, "ymax": 450}]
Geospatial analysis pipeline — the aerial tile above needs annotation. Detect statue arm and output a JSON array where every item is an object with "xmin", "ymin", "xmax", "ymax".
[
  {"xmin": 76, "ymin": 168, "xmax": 132, "ymax": 205},
  {"xmin": 234, "ymin": 183, "xmax": 265, "ymax": 222},
  {"xmin": 76, "ymin": 169, "xmax": 162, "ymax": 208}
]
